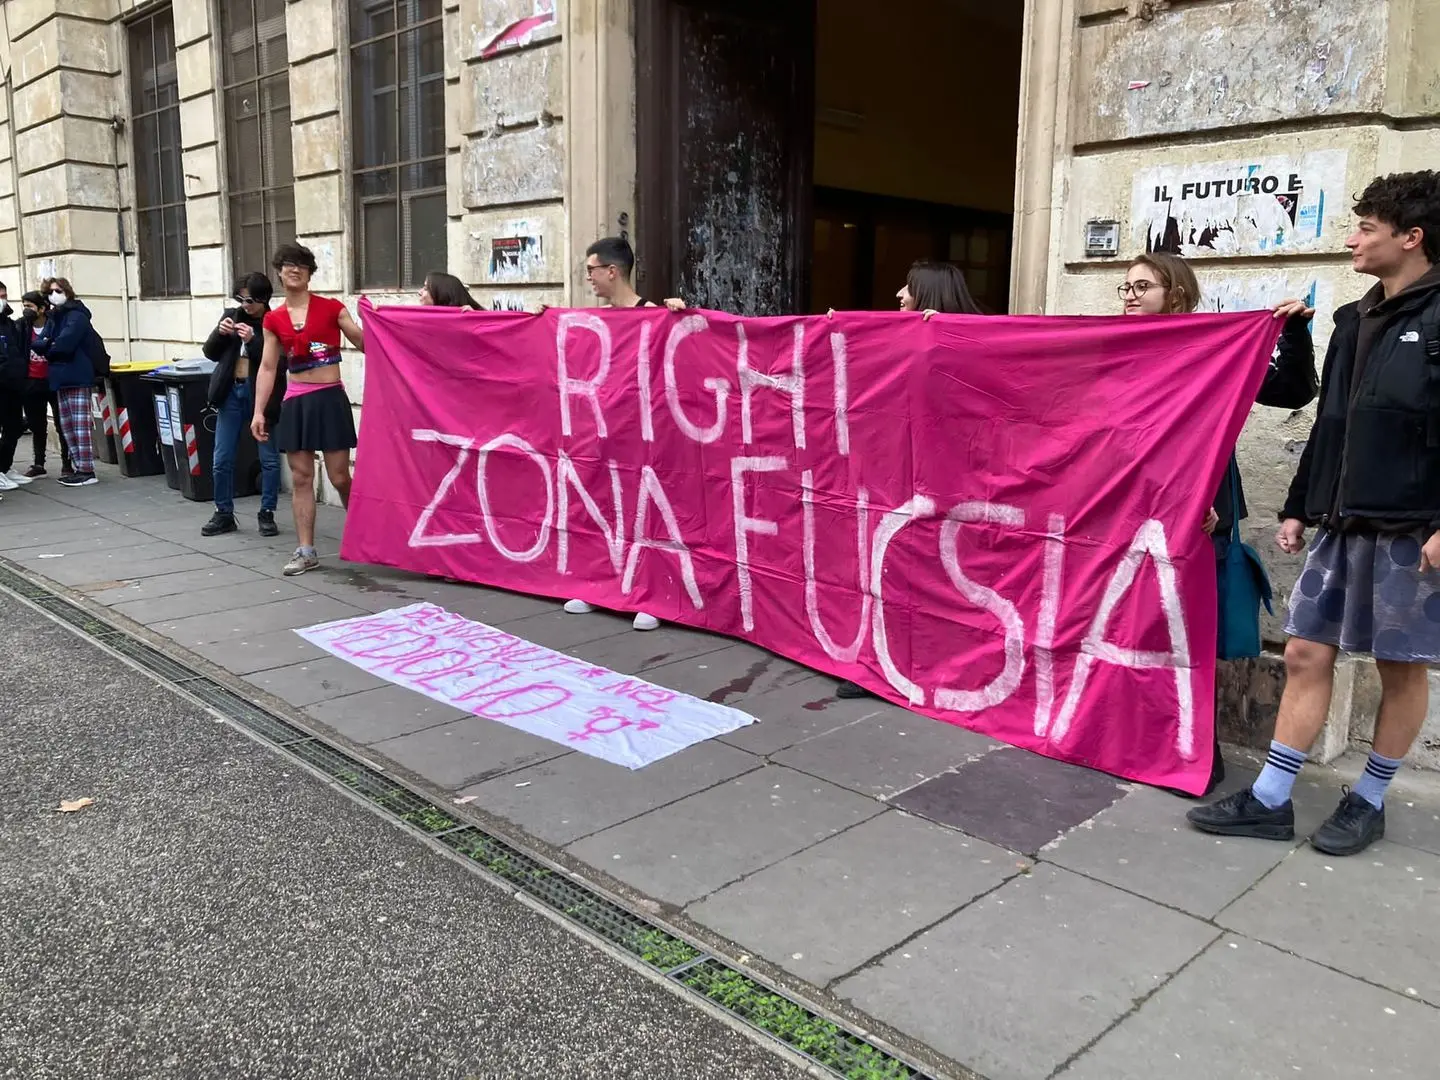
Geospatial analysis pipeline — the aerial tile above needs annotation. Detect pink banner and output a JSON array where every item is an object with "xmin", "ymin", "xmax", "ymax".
[{"xmin": 343, "ymin": 302, "xmax": 1281, "ymax": 793}]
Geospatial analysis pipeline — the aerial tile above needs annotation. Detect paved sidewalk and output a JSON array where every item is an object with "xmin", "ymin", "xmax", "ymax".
[{"xmin": 3, "ymin": 465, "xmax": 1439, "ymax": 1080}]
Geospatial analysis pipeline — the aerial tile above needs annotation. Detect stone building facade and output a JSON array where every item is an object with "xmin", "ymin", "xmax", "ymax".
[{"xmin": 1, "ymin": 0, "xmax": 1435, "ymax": 761}]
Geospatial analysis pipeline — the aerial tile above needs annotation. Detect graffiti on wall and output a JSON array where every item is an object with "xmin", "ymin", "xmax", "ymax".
[{"xmin": 1132, "ymin": 150, "xmax": 1347, "ymax": 258}]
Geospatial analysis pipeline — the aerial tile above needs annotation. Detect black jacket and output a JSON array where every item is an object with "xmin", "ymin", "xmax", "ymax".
[
  {"xmin": 1212, "ymin": 316, "xmax": 1319, "ymax": 544},
  {"xmin": 0, "ymin": 307, "xmax": 29, "ymax": 393},
  {"xmin": 1281, "ymin": 266, "xmax": 1440, "ymax": 532},
  {"xmin": 202, "ymin": 305, "xmax": 284, "ymax": 421}
]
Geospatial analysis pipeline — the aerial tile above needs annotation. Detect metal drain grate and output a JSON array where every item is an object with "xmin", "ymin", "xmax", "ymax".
[{"xmin": 0, "ymin": 558, "xmax": 944, "ymax": 1080}]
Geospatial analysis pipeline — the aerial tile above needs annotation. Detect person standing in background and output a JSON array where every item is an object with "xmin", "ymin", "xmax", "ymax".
[
  {"xmin": 17, "ymin": 292, "xmax": 66, "ymax": 480},
  {"xmin": 29, "ymin": 277, "xmax": 99, "ymax": 488},
  {"xmin": 419, "ymin": 272, "xmax": 482, "ymax": 310},
  {"xmin": 201, "ymin": 272, "xmax": 283, "ymax": 539},
  {"xmin": 0, "ymin": 281, "xmax": 33, "ymax": 494}
]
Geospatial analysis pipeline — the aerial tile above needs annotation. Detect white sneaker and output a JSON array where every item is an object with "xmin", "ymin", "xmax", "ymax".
[
  {"xmin": 564, "ymin": 599, "xmax": 595, "ymax": 614},
  {"xmin": 0, "ymin": 474, "xmax": 16, "ymax": 491},
  {"xmin": 632, "ymin": 612, "xmax": 661, "ymax": 631},
  {"xmin": 5, "ymin": 471, "xmax": 32, "ymax": 485}
]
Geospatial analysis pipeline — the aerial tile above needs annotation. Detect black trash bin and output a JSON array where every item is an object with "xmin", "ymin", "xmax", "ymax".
[
  {"xmin": 106, "ymin": 361, "xmax": 166, "ymax": 478},
  {"xmin": 145, "ymin": 380, "xmax": 181, "ymax": 491},
  {"xmin": 148, "ymin": 361, "xmax": 260, "ymax": 504}
]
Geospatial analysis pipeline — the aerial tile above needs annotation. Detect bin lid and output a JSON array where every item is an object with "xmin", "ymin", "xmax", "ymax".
[
  {"xmin": 110, "ymin": 360, "xmax": 167, "ymax": 374},
  {"xmin": 146, "ymin": 358, "xmax": 217, "ymax": 379}
]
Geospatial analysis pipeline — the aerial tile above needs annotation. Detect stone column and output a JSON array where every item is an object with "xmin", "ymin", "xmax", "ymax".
[
  {"xmin": 9, "ymin": 0, "xmax": 127, "ymax": 349},
  {"xmin": 456, "ymin": 0, "xmax": 566, "ymax": 311}
]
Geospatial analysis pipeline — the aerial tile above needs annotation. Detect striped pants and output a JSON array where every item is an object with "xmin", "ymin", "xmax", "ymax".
[{"xmin": 55, "ymin": 387, "xmax": 94, "ymax": 473}]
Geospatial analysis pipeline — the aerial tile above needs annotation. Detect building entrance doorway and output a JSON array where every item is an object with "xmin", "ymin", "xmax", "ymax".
[{"xmin": 635, "ymin": 0, "xmax": 1024, "ymax": 315}]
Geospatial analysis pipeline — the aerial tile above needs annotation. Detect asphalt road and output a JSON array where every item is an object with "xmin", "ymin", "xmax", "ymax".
[{"xmin": 0, "ymin": 590, "xmax": 804, "ymax": 1080}]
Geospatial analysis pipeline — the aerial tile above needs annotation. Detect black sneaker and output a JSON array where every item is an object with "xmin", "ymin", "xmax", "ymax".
[
  {"xmin": 257, "ymin": 510, "xmax": 279, "ymax": 538},
  {"xmin": 836, "ymin": 680, "xmax": 873, "ymax": 700},
  {"xmin": 23, "ymin": 465, "xmax": 46, "ymax": 479},
  {"xmin": 1310, "ymin": 788, "xmax": 1385, "ymax": 857},
  {"xmin": 56, "ymin": 471, "xmax": 97, "ymax": 488},
  {"xmin": 1162, "ymin": 750, "xmax": 1227, "ymax": 800},
  {"xmin": 1186, "ymin": 786, "xmax": 1295, "ymax": 841},
  {"xmin": 201, "ymin": 512, "xmax": 238, "ymax": 536}
]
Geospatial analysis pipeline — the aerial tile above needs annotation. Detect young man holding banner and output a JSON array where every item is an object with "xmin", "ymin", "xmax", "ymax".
[
  {"xmin": 562, "ymin": 236, "xmax": 682, "ymax": 631},
  {"xmin": 1189, "ymin": 171, "xmax": 1440, "ymax": 856}
]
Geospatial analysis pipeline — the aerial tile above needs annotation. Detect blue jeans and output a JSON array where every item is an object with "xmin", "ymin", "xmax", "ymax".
[{"xmin": 213, "ymin": 380, "xmax": 279, "ymax": 515}]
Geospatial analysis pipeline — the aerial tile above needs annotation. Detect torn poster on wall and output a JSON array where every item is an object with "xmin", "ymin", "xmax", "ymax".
[
  {"xmin": 491, "ymin": 234, "xmax": 543, "ymax": 283},
  {"xmin": 1132, "ymin": 150, "xmax": 1347, "ymax": 258},
  {"xmin": 1195, "ymin": 272, "xmax": 1330, "ymax": 320},
  {"xmin": 479, "ymin": 0, "xmax": 557, "ymax": 59}
]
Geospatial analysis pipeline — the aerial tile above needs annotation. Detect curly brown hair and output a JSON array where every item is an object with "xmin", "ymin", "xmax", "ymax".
[{"xmin": 1353, "ymin": 171, "xmax": 1440, "ymax": 263}]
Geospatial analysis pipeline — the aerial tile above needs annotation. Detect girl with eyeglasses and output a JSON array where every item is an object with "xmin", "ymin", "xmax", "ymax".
[
  {"xmin": 252, "ymin": 243, "xmax": 365, "ymax": 576},
  {"xmin": 1120, "ymin": 252, "xmax": 1318, "ymax": 795}
]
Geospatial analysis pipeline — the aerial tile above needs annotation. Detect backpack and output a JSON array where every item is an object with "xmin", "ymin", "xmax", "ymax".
[{"xmin": 87, "ymin": 327, "xmax": 111, "ymax": 377}]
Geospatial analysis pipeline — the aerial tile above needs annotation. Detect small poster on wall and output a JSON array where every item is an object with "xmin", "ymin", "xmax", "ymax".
[{"xmin": 1131, "ymin": 150, "xmax": 1347, "ymax": 258}]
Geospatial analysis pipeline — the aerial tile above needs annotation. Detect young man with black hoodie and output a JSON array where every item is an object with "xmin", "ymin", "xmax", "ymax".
[
  {"xmin": 1189, "ymin": 171, "xmax": 1440, "ymax": 856},
  {"xmin": 200, "ymin": 272, "xmax": 284, "ymax": 538}
]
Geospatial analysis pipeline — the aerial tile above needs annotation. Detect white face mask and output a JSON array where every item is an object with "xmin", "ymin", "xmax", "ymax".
[{"xmin": 48, "ymin": 291, "xmax": 66, "ymax": 306}]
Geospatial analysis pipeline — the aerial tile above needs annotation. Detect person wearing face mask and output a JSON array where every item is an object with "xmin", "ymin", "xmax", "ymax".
[
  {"xmin": 16, "ymin": 293, "xmax": 64, "ymax": 480},
  {"xmin": 0, "ymin": 280, "xmax": 34, "ymax": 495},
  {"xmin": 200, "ymin": 272, "xmax": 284, "ymax": 538},
  {"xmin": 30, "ymin": 278, "xmax": 102, "ymax": 487},
  {"xmin": 1118, "ymin": 252, "xmax": 1318, "ymax": 796}
]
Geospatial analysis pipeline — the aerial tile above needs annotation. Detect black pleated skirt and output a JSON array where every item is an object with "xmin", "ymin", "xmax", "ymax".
[{"xmin": 275, "ymin": 383, "xmax": 357, "ymax": 453}]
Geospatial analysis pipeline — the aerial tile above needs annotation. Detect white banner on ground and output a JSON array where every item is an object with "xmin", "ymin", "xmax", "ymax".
[{"xmin": 295, "ymin": 603, "xmax": 756, "ymax": 769}]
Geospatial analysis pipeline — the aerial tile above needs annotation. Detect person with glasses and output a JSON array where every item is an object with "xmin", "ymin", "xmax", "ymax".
[
  {"xmin": 201, "ymin": 272, "xmax": 283, "ymax": 538},
  {"xmin": 1119, "ymin": 252, "xmax": 1318, "ymax": 796},
  {"xmin": 252, "ymin": 243, "xmax": 364, "ymax": 576},
  {"xmin": 563, "ymin": 236, "xmax": 683, "ymax": 631}
]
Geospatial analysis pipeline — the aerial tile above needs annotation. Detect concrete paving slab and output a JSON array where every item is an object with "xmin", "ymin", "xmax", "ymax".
[
  {"xmin": 188, "ymin": 627, "xmax": 330, "ymax": 676},
  {"xmin": 1045, "ymin": 783, "xmax": 1301, "ymax": 919},
  {"xmin": 20, "ymin": 548, "xmax": 219, "ymax": 587},
  {"xmin": 0, "ymin": 503, "xmax": 96, "ymax": 530},
  {"xmin": 1217, "ymin": 843, "xmax": 1440, "ymax": 1006},
  {"xmin": 304, "ymin": 685, "xmax": 471, "ymax": 745},
  {"xmin": 1, "ymin": 525, "xmax": 157, "ymax": 559},
  {"xmin": 690, "ymin": 810, "xmax": 1024, "ymax": 987},
  {"xmin": 246, "ymin": 656, "xmax": 390, "ymax": 708},
  {"xmin": 458, "ymin": 740, "xmax": 762, "ymax": 845},
  {"xmin": 774, "ymin": 709, "xmax": 1000, "ymax": 799},
  {"xmin": 893, "ymin": 747, "xmax": 1127, "ymax": 855},
  {"xmin": 156, "ymin": 595, "xmax": 367, "ymax": 646},
  {"xmin": 835, "ymin": 863, "xmax": 1217, "ymax": 1080},
  {"xmin": 489, "ymin": 608, "xmax": 634, "ymax": 652},
  {"xmin": 715, "ymin": 675, "xmax": 887, "ymax": 755},
  {"xmin": 566, "ymin": 765, "xmax": 885, "ymax": 905},
  {"xmin": 136, "ymin": 521, "xmax": 273, "ymax": 553},
  {"xmin": 83, "ymin": 563, "xmax": 271, "ymax": 606},
  {"xmin": 219, "ymin": 546, "xmax": 338, "ymax": 574},
  {"xmin": 369, "ymin": 714, "xmax": 569, "ymax": 789},
  {"xmin": 587, "ymin": 641, "xmax": 809, "ymax": 705},
  {"xmin": 1386, "ymin": 801, "xmax": 1440, "ymax": 858},
  {"xmin": 111, "ymin": 579, "xmax": 313, "ymax": 624},
  {"xmin": 566, "ymin": 627, "xmax": 740, "ymax": 681},
  {"xmin": 1057, "ymin": 936, "xmax": 1440, "ymax": 1080}
]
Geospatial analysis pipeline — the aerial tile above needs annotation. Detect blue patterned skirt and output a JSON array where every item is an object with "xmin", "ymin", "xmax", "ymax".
[{"xmin": 1284, "ymin": 528, "xmax": 1440, "ymax": 661}]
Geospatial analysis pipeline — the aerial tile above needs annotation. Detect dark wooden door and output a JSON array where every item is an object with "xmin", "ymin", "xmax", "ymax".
[{"xmin": 635, "ymin": 0, "xmax": 815, "ymax": 316}]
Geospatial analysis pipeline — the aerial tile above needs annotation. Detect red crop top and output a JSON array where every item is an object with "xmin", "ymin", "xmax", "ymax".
[{"xmin": 264, "ymin": 294, "xmax": 346, "ymax": 374}]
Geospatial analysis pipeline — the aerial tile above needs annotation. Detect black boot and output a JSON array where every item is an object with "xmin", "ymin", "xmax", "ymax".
[
  {"xmin": 257, "ymin": 509, "xmax": 279, "ymax": 538},
  {"xmin": 202, "ymin": 511, "xmax": 238, "ymax": 537}
]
